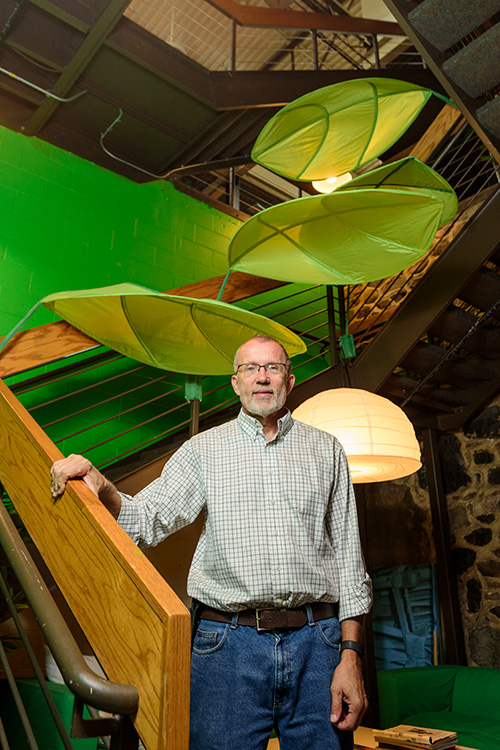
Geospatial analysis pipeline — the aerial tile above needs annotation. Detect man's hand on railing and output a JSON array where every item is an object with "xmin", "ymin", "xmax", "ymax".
[{"xmin": 50, "ymin": 454, "xmax": 122, "ymax": 519}]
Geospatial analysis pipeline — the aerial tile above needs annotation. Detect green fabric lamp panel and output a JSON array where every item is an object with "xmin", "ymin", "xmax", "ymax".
[
  {"xmin": 41, "ymin": 283, "xmax": 306, "ymax": 375},
  {"xmin": 228, "ymin": 188, "xmax": 446, "ymax": 285},
  {"xmin": 339, "ymin": 157, "xmax": 458, "ymax": 226},
  {"xmin": 251, "ymin": 78, "xmax": 436, "ymax": 181}
]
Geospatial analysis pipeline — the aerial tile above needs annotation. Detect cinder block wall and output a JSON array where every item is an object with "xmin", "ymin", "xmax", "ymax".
[{"xmin": 0, "ymin": 126, "xmax": 239, "ymax": 336}]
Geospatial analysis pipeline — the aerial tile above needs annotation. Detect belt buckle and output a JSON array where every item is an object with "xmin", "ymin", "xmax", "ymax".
[{"xmin": 255, "ymin": 608, "xmax": 273, "ymax": 632}]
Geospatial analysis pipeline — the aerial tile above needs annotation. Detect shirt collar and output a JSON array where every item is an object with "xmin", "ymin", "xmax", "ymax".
[{"xmin": 236, "ymin": 408, "xmax": 294, "ymax": 441}]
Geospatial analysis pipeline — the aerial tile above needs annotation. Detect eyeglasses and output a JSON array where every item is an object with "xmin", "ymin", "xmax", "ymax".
[{"xmin": 236, "ymin": 362, "xmax": 288, "ymax": 376}]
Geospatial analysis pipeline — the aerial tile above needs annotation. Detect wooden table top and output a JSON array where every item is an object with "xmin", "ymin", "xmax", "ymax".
[{"xmin": 268, "ymin": 726, "xmax": 477, "ymax": 750}]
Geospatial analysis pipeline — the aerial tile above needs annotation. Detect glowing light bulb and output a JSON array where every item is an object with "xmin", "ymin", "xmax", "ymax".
[{"xmin": 312, "ymin": 172, "xmax": 352, "ymax": 194}]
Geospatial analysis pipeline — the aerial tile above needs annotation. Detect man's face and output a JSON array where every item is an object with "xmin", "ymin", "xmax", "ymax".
[{"xmin": 231, "ymin": 339, "xmax": 295, "ymax": 420}]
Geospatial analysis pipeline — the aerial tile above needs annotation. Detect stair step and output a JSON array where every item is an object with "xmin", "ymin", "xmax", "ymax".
[
  {"xmin": 478, "ymin": 96, "xmax": 500, "ymax": 140},
  {"xmin": 409, "ymin": 0, "xmax": 500, "ymax": 52},
  {"xmin": 490, "ymin": 245, "xmax": 500, "ymax": 266},
  {"xmin": 459, "ymin": 267, "xmax": 500, "ymax": 315},
  {"xmin": 401, "ymin": 342, "xmax": 497, "ymax": 387},
  {"xmin": 384, "ymin": 373, "xmax": 469, "ymax": 410},
  {"xmin": 428, "ymin": 306, "xmax": 500, "ymax": 359},
  {"xmin": 443, "ymin": 23, "xmax": 500, "ymax": 98}
]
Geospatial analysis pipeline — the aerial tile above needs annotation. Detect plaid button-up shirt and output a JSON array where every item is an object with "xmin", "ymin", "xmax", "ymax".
[{"xmin": 118, "ymin": 409, "xmax": 372, "ymax": 621}]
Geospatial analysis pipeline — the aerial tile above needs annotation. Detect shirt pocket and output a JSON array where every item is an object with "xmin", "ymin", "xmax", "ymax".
[{"xmin": 285, "ymin": 459, "xmax": 332, "ymax": 520}]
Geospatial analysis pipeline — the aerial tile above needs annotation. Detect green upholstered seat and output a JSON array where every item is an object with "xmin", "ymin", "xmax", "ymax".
[{"xmin": 377, "ymin": 665, "xmax": 500, "ymax": 750}]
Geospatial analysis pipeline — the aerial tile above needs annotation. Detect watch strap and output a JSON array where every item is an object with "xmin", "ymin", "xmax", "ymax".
[{"xmin": 340, "ymin": 640, "xmax": 364, "ymax": 658}]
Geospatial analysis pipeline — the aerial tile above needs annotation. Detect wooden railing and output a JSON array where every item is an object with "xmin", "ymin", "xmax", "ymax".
[{"xmin": 0, "ymin": 377, "xmax": 190, "ymax": 750}]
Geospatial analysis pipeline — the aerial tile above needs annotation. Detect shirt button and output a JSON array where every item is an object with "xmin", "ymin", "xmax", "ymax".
[
  {"xmin": 276, "ymin": 566, "xmax": 281, "ymax": 571},
  {"xmin": 274, "ymin": 531, "xmax": 278, "ymax": 536},
  {"xmin": 271, "ymin": 500, "xmax": 276, "ymax": 505}
]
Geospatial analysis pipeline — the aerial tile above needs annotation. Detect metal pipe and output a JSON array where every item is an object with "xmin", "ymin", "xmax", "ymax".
[
  {"xmin": 0, "ymin": 66, "xmax": 86, "ymax": 102},
  {"xmin": 371, "ymin": 34, "xmax": 380, "ymax": 69},
  {"xmin": 0, "ymin": 716, "xmax": 10, "ymax": 750},
  {"xmin": 0, "ymin": 502, "xmax": 139, "ymax": 715},
  {"xmin": 0, "ymin": 633, "xmax": 39, "ymax": 749},
  {"xmin": 326, "ymin": 286, "xmax": 337, "ymax": 367},
  {"xmin": 190, "ymin": 399, "xmax": 200, "ymax": 437},
  {"xmin": 231, "ymin": 18, "xmax": 237, "ymax": 74},
  {"xmin": 312, "ymin": 29, "xmax": 319, "ymax": 70}
]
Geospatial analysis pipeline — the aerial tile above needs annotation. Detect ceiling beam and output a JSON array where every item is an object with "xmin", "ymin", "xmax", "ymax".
[
  {"xmin": 107, "ymin": 20, "xmax": 441, "ymax": 111},
  {"xmin": 207, "ymin": 67, "xmax": 443, "ymax": 109},
  {"xmin": 29, "ymin": 0, "xmax": 92, "ymax": 32},
  {"xmin": 22, "ymin": 0, "xmax": 133, "ymax": 136},
  {"xmin": 205, "ymin": 0, "xmax": 405, "ymax": 36}
]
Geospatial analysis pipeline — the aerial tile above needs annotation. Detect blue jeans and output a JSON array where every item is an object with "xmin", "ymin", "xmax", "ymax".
[{"xmin": 190, "ymin": 607, "xmax": 353, "ymax": 750}]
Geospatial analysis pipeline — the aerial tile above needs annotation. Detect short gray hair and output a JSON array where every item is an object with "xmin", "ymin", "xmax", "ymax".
[{"xmin": 233, "ymin": 335, "xmax": 291, "ymax": 374}]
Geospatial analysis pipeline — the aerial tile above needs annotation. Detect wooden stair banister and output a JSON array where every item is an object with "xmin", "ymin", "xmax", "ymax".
[{"xmin": 0, "ymin": 377, "xmax": 190, "ymax": 750}]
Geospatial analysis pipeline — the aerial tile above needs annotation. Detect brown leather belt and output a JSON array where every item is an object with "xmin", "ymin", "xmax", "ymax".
[{"xmin": 198, "ymin": 601, "xmax": 338, "ymax": 632}]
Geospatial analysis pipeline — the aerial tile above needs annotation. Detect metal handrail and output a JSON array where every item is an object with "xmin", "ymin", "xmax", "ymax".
[{"xmin": 0, "ymin": 499, "xmax": 139, "ymax": 716}]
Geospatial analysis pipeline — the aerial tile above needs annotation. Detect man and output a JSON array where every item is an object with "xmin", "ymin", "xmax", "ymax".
[{"xmin": 51, "ymin": 334, "xmax": 372, "ymax": 750}]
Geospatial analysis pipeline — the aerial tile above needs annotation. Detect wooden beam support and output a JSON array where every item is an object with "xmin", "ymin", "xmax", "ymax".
[
  {"xmin": 421, "ymin": 428, "xmax": 466, "ymax": 665},
  {"xmin": 106, "ymin": 20, "xmax": 433, "ymax": 112},
  {"xmin": 23, "ymin": 0, "xmax": 133, "ymax": 136},
  {"xmin": 409, "ymin": 103, "xmax": 463, "ymax": 163},
  {"xmin": 205, "ymin": 0, "xmax": 404, "ymax": 36}
]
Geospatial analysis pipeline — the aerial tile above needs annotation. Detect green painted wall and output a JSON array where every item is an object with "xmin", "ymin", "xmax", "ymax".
[
  {"xmin": 0, "ymin": 125, "xmax": 239, "ymax": 336},
  {"xmin": 0, "ymin": 126, "xmax": 329, "ymax": 471}
]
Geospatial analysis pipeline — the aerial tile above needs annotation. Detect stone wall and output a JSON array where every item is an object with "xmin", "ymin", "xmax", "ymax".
[
  {"xmin": 441, "ymin": 397, "xmax": 500, "ymax": 668},
  {"xmin": 366, "ymin": 394, "xmax": 500, "ymax": 668}
]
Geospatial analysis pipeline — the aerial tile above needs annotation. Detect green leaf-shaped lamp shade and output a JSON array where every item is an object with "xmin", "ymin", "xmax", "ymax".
[
  {"xmin": 251, "ymin": 78, "xmax": 435, "ymax": 181},
  {"xmin": 340, "ymin": 156, "xmax": 457, "ymax": 226},
  {"xmin": 228, "ymin": 188, "xmax": 445, "ymax": 286},
  {"xmin": 41, "ymin": 283, "xmax": 306, "ymax": 375}
]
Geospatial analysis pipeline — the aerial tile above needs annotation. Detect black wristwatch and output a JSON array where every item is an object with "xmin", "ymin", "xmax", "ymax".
[{"xmin": 340, "ymin": 640, "xmax": 364, "ymax": 658}]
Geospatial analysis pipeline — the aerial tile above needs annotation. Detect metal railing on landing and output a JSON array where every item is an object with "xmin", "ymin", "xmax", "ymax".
[
  {"xmin": 124, "ymin": 0, "xmax": 418, "ymax": 75},
  {"xmin": 0, "ymin": 496, "xmax": 139, "ymax": 749},
  {"xmin": 348, "ymin": 122, "xmax": 500, "ymax": 355}
]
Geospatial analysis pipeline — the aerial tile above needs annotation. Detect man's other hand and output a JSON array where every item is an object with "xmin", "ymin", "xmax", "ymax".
[{"xmin": 330, "ymin": 651, "xmax": 368, "ymax": 731}]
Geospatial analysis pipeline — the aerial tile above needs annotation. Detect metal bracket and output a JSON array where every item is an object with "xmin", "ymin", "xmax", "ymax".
[
  {"xmin": 71, "ymin": 699, "xmax": 121, "ymax": 738},
  {"xmin": 71, "ymin": 699, "xmax": 139, "ymax": 749}
]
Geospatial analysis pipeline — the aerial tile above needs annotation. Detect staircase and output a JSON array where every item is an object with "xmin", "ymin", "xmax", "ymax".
[
  {"xmin": 287, "ymin": 183, "xmax": 500, "ymax": 432},
  {"xmin": 382, "ymin": 0, "xmax": 500, "ymax": 163}
]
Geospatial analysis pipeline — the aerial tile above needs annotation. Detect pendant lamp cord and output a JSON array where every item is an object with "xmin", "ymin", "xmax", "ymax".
[
  {"xmin": 0, "ymin": 301, "xmax": 42, "ymax": 355},
  {"xmin": 337, "ymin": 285, "xmax": 353, "ymax": 388},
  {"xmin": 216, "ymin": 269, "xmax": 232, "ymax": 301}
]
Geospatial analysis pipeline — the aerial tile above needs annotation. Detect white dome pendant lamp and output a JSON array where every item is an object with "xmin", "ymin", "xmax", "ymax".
[{"xmin": 292, "ymin": 388, "xmax": 421, "ymax": 483}]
